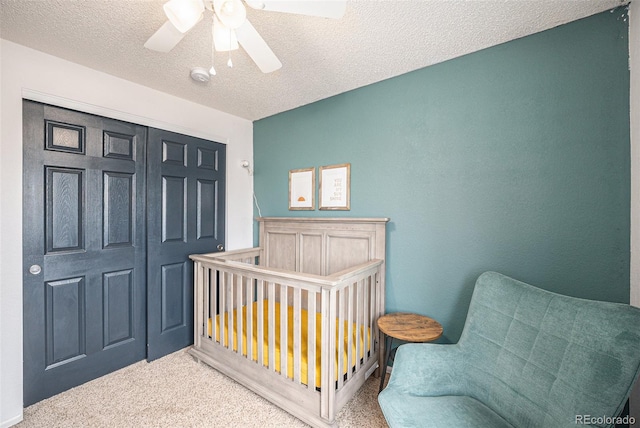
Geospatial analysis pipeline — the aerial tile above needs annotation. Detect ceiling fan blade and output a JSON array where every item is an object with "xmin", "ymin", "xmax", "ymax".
[
  {"xmin": 235, "ymin": 19, "xmax": 282, "ymax": 73},
  {"xmin": 247, "ymin": 0, "xmax": 346, "ymax": 19},
  {"xmin": 144, "ymin": 21, "xmax": 186, "ymax": 52}
]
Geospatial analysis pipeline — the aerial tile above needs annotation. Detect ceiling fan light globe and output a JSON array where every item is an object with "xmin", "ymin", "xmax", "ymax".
[
  {"xmin": 213, "ymin": 0, "xmax": 246, "ymax": 29},
  {"xmin": 163, "ymin": 0, "xmax": 205, "ymax": 33}
]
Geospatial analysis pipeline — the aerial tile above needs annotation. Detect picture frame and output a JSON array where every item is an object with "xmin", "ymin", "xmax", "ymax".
[
  {"xmin": 319, "ymin": 163, "xmax": 350, "ymax": 210},
  {"xmin": 289, "ymin": 167, "xmax": 315, "ymax": 210}
]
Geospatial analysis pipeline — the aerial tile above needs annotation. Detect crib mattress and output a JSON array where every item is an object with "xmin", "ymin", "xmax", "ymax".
[{"xmin": 208, "ymin": 301, "xmax": 370, "ymax": 387}]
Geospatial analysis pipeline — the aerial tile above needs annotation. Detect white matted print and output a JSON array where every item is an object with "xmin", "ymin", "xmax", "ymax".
[
  {"xmin": 319, "ymin": 163, "xmax": 350, "ymax": 210},
  {"xmin": 289, "ymin": 167, "xmax": 315, "ymax": 210}
]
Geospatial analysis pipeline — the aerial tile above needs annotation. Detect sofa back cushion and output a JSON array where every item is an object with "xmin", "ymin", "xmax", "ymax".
[{"xmin": 461, "ymin": 272, "xmax": 640, "ymax": 427}]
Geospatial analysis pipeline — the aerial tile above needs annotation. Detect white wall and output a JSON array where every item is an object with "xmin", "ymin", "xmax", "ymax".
[
  {"xmin": 630, "ymin": 0, "xmax": 640, "ymax": 420},
  {"xmin": 0, "ymin": 40, "xmax": 254, "ymax": 427}
]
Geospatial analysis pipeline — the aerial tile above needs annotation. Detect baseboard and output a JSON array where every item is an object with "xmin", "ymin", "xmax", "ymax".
[{"xmin": 0, "ymin": 413, "xmax": 23, "ymax": 428}]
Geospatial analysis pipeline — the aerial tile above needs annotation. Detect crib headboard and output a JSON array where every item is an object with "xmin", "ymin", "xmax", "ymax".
[{"xmin": 257, "ymin": 217, "xmax": 389, "ymax": 276}]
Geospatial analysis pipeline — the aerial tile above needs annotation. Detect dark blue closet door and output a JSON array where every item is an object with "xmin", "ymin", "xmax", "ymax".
[
  {"xmin": 146, "ymin": 128, "xmax": 226, "ymax": 360},
  {"xmin": 22, "ymin": 101, "xmax": 147, "ymax": 405}
]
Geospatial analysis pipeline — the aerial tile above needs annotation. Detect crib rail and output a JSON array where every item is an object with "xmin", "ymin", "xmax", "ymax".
[
  {"xmin": 190, "ymin": 248, "xmax": 383, "ymax": 423},
  {"xmin": 191, "ymin": 247, "xmax": 261, "ymax": 263}
]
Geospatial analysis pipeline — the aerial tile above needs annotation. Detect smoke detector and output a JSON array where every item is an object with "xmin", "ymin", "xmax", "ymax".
[{"xmin": 190, "ymin": 67, "xmax": 210, "ymax": 83}]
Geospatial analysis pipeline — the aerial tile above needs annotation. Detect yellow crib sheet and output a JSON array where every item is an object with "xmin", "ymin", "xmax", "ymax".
[{"xmin": 208, "ymin": 301, "xmax": 370, "ymax": 387}]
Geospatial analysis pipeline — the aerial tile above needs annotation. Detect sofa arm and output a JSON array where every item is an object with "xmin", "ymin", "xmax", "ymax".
[{"xmin": 386, "ymin": 343, "xmax": 466, "ymax": 396}]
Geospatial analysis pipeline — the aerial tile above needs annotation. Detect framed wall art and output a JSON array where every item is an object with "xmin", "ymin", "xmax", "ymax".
[
  {"xmin": 319, "ymin": 163, "xmax": 350, "ymax": 210},
  {"xmin": 289, "ymin": 167, "xmax": 315, "ymax": 210}
]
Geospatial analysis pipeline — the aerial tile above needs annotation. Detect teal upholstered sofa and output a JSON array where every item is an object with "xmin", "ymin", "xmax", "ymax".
[{"xmin": 378, "ymin": 271, "xmax": 640, "ymax": 427}]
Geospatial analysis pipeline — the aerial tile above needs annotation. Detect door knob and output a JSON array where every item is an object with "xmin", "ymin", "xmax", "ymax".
[
  {"xmin": 29, "ymin": 264, "xmax": 42, "ymax": 275},
  {"xmin": 217, "ymin": 244, "xmax": 224, "ymax": 252}
]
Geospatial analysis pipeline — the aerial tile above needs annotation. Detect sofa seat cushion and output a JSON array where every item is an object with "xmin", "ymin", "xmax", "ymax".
[{"xmin": 378, "ymin": 393, "xmax": 514, "ymax": 428}]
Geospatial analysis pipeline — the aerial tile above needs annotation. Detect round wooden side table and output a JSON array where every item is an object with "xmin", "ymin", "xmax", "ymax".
[{"xmin": 377, "ymin": 312, "xmax": 443, "ymax": 392}]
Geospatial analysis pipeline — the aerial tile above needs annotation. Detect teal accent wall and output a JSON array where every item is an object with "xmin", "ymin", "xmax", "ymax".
[{"xmin": 253, "ymin": 10, "xmax": 630, "ymax": 342}]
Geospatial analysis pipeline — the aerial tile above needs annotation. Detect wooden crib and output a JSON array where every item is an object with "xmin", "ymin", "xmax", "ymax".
[{"xmin": 189, "ymin": 217, "xmax": 388, "ymax": 427}]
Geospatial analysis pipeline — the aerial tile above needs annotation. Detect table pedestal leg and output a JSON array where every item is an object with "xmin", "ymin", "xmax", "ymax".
[{"xmin": 379, "ymin": 335, "xmax": 393, "ymax": 392}]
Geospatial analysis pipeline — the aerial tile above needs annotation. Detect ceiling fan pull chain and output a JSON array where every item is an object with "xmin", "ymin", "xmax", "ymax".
[
  {"xmin": 210, "ymin": 16, "xmax": 217, "ymax": 75},
  {"xmin": 227, "ymin": 28, "xmax": 233, "ymax": 68}
]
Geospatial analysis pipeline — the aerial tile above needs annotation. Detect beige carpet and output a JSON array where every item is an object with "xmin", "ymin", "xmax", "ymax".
[{"xmin": 18, "ymin": 348, "xmax": 388, "ymax": 427}]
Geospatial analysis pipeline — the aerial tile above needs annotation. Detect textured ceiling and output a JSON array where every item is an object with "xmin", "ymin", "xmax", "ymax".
[{"xmin": 0, "ymin": 0, "xmax": 627, "ymax": 121}]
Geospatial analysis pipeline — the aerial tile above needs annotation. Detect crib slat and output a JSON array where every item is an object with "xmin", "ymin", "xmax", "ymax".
[
  {"xmin": 257, "ymin": 279, "xmax": 265, "ymax": 367},
  {"xmin": 237, "ymin": 274, "xmax": 244, "ymax": 356},
  {"xmin": 280, "ymin": 283, "xmax": 288, "ymax": 378},
  {"xmin": 355, "ymin": 278, "xmax": 362, "ymax": 371},
  {"xmin": 307, "ymin": 290, "xmax": 316, "ymax": 390},
  {"xmin": 247, "ymin": 276, "xmax": 254, "ymax": 363},
  {"xmin": 211, "ymin": 269, "xmax": 217, "ymax": 344},
  {"xmin": 364, "ymin": 275, "xmax": 377, "ymax": 360},
  {"xmin": 363, "ymin": 274, "xmax": 370, "ymax": 358},
  {"xmin": 202, "ymin": 265, "xmax": 208, "ymax": 344},
  {"xmin": 293, "ymin": 287, "xmax": 301, "ymax": 384},
  {"xmin": 364, "ymin": 276, "xmax": 369, "ymax": 357},
  {"xmin": 268, "ymin": 282, "xmax": 276, "ymax": 372},
  {"xmin": 369, "ymin": 277, "xmax": 376, "ymax": 354},
  {"xmin": 219, "ymin": 271, "xmax": 226, "ymax": 345},
  {"xmin": 227, "ymin": 273, "xmax": 234, "ymax": 351},
  {"xmin": 337, "ymin": 289, "xmax": 345, "ymax": 390},
  {"xmin": 347, "ymin": 281, "xmax": 354, "ymax": 381},
  {"xmin": 204, "ymin": 267, "xmax": 210, "ymax": 341},
  {"xmin": 325, "ymin": 290, "xmax": 338, "ymax": 419}
]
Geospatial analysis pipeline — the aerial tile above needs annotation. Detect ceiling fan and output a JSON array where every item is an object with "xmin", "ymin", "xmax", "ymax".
[{"xmin": 144, "ymin": 0, "xmax": 347, "ymax": 74}]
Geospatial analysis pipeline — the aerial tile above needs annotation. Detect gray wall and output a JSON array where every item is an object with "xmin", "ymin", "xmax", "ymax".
[{"xmin": 254, "ymin": 10, "xmax": 630, "ymax": 342}]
